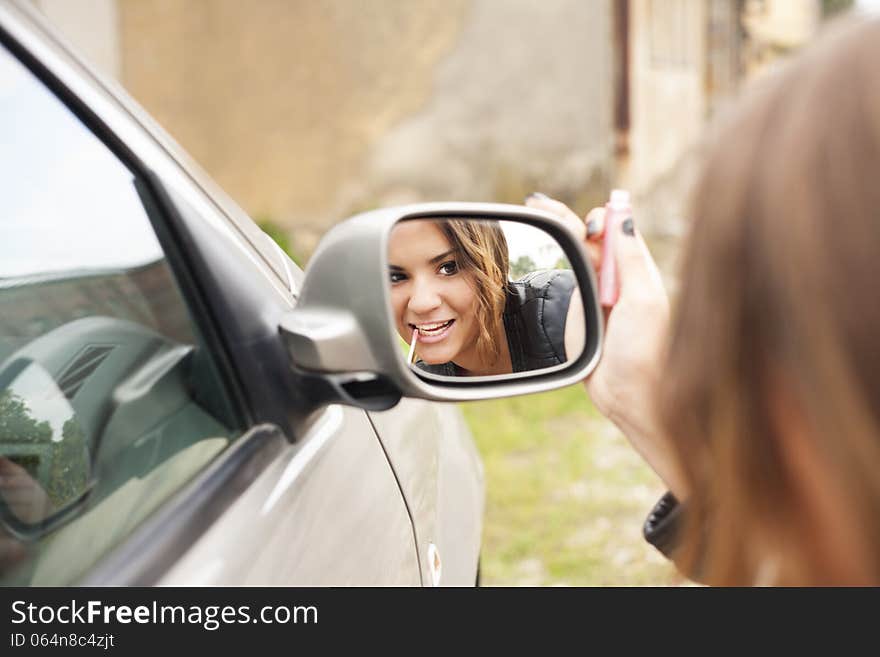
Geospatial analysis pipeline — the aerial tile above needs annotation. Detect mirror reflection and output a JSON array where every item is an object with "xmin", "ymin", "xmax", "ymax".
[
  {"xmin": 388, "ymin": 218, "xmax": 585, "ymax": 378},
  {"xmin": 0, "ymin": 361, "xmax": 90, "ymax": 533}
]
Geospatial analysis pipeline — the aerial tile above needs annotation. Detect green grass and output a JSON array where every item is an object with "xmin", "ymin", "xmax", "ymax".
[
  {"xmin": 461, "ymin": 384, "xmax": 688, "ymax": 586},
  {"xmin": 256, "ymin": 217, "xmax": 305, "ymax": 267}
]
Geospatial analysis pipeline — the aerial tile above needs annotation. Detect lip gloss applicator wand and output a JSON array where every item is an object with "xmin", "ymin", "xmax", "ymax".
[{"xmin": 407, "ymin": 328, "xmax": 418, "ymax": 365}]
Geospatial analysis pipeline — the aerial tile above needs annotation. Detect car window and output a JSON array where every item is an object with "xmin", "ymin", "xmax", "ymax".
[{"xmin": 0, "ymin": 44, "xmax": 241, "ymax": 584}]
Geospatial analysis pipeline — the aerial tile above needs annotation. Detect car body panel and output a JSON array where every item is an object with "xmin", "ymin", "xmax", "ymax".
[
  {"xmin": 368, "ymin": 399, "xmax": 484, "ymax": 586},
  {"xmin": 158, "ymin": 406, "xmax": 420, "ymax": 586},
  {"xmin": 0, "ymin": 0, "xmax": 483, "ymax": 586}
]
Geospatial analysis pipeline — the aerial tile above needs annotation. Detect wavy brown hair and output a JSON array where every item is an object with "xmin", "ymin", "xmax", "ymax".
[
  {"xmin": 436, "ymin": 219, "xmax": 509, "ymax": 369},
  {"xmin": 657, "ymin": 18, "xmax": 880, "ymax": 585}
]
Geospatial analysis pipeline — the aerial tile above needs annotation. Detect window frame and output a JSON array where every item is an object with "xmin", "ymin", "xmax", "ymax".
[
  {"xmin": 0, "ymin": 6, "xmax": 294, "ymax": 584},
  {"xmin": 0, "ymin": 22, "xmax": 251, "ymax": 432}
]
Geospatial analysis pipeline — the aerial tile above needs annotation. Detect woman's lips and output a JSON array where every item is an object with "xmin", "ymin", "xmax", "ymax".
[{"xmin": 410, "ymin": 319, "xmax": 455, "ymax": 344}]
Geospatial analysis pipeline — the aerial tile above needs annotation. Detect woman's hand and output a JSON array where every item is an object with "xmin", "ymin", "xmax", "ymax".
[
  {"xmin": 525, "ymin": 194, "xmax": 686, "ymax": 497},
  {"xmin": 0, "ymin": 457, "xmax": 52, "ymax": 524}
]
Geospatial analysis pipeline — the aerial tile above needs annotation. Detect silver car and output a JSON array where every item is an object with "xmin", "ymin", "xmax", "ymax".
[{"xmin": 0, "ymin": 0, "xmax": 601, "ymax": 586}]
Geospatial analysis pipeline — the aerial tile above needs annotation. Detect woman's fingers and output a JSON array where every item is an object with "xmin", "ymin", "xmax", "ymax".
[
  {"xmin": 525, "ymin": 194, "xmax": 608, "ymax": 271},
  {"xmin": 0, "ymin": 457, "xmax": 53, "ymax": 523},
  {"xmin": 0, "ymin": 535, "xmax": 26, "ymax": 572},
  {"xmin": 0, "ymin": 457, "xmax": 23, "ymax": 476},
  {"xmin": 613, "ymin": 217, "xmax": 665, "ymax": 297},
  {"xmin": 524, "ymin": 193, "xmax": 586, "ymax": 241},
  {"xmin": 582, "ymin": 206, "xmax": 607, "ymax": 271},
  {"xmin": 583, "ymin": 238, "xmax": 602, "ymax": 272},
  {"xmin": 584, "ymin": 207, "xmax": 606, "ymax": 241}
]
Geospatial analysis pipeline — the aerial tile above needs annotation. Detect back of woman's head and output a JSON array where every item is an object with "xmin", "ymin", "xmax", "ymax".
[{"xmin": 658, "ymin": 17, "xmax": 880, "ymax": 585}]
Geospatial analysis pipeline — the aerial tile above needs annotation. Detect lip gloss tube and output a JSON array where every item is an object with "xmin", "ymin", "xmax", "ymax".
[
  {"xmin": 407, "ymin": 329, "xmax": 418, "ymax": 365},
  {"xmin": 599, "ymin": 189, "xmax": 631, "ymax": 307}
]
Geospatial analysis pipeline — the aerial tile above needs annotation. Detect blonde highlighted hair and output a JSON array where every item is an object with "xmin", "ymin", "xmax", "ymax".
[{"xmin": 437, "ymin": 219, "xmax": 509, "ymax": 368}]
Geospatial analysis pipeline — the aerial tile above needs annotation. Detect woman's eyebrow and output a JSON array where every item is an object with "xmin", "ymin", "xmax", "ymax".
[{"xmin": 429, "ymin": 249, "xmax": 458, "ymax": 265}]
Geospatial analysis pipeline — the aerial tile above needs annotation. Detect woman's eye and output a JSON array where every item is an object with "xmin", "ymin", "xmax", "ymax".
[
  {"xmin": 438, "ymin": 261, "xmax": 458, "ymax": 276},
  {"xmin": 389, "ymin": 271, "xmax": 407, "ymax": 284}
]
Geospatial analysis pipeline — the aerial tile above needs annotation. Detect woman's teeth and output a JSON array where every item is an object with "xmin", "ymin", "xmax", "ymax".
[{"xmin": 414, "ymin": 320, "xmax": 453, "ymax": 336}]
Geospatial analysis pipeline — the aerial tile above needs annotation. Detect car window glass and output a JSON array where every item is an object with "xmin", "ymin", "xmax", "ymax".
[{"xmin": 0, "ymin": 45, "xmax": 241, "ymax": 585}]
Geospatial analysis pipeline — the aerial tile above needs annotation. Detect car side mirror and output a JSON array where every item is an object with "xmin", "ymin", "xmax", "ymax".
[
  {"xmin": 279, "ymin": 203, "xmax": 602, "ymax": 411},
  {"xmin": 0, "ymin": 359, "xmax": 92, "ymax": 541}
]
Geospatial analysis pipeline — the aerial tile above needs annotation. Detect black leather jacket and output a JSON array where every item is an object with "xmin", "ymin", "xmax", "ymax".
[
  {"xmin": 416, "ymin": 269, "xmax": 576, "ymax": 376},
  {"xmin": 503, "ymin": 269, "xmax": 575, "ymax": 372}
]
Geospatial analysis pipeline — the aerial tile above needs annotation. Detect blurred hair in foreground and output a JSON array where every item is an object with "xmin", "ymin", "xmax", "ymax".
[{"xmin": 659, "ymin": 17, "xmax": 880, "ymax": 585}]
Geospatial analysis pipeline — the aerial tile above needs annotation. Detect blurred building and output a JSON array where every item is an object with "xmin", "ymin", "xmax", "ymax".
[
  {"xmin": 30, "ymin": 0, "xmax": 614, "ymax": 256},
  {"xmin": 29, "ymin": 0, "xmax": 833, "ymax": 257},
  {"xmin": 743, "ymin": 0, "xmax": 821, "ymax": 77},
  {"xmin": 616, "ymin": 0, "xmax": 744, "ymax": 238},
  {"xmin": 31, "ymin": 0, "xmax": 120, "ymax": 77}
]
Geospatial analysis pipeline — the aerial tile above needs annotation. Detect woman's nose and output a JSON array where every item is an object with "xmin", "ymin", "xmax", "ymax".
[{"xmin": 408, "ymin": 278, "xmax": 442, "ymax": 314}]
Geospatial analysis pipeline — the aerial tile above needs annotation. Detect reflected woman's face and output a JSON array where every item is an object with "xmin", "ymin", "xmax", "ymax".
[{"xmin": 388, "ymin": 221, "xmax": 480, "ymax": 366}]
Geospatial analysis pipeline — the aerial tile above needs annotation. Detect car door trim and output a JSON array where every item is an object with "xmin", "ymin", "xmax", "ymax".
[{"xmin": 78, "ymin": 424, "xmax": 286, "ymax": 586}]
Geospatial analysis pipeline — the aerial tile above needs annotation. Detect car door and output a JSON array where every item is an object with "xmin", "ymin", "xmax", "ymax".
[
  {"xmin": 368, "ymin": 399, "xmax": 484, "ymax": 586},
  {"xmin": 0, "ymin": 0, "xmax": 421, "ymax": 586}
]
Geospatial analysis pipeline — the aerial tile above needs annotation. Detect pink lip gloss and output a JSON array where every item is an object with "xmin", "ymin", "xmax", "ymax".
[{"xmin": 599, "ymin": 189, "xmax": 631, "ymax": 307}]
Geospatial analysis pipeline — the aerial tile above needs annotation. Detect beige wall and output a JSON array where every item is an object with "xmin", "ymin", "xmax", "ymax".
[
  {"xmin": 743, "ymin": 0, "xmax": 821, "ymax": 77},
  {"xmin": 118, "ymin": 0, "xmax": 472, "ymax": 252},
  {"xmin": 623, "ymin": 0, "xmax": 708, "ymax": 205},
  {"xmin": 33, "ymin": 0, "xmax": 735, "ymax": 257},
  {"xmin": 26, "ymin": 0, "xmax": 621, "ymax": 255},
  {"xmin": 33, "ymin": 0, "xmax": 120, "ymax": 79},
  {"xmin": 355, "ymin": 0, "xmax": 615, "ymax": 214},
  {"xmin": 744, "ymin": 0, "xmax": 820, "ymax": 48},
  {"xmin": 112, "ymin": 0, "xmax": 616, "ymax": 253}
]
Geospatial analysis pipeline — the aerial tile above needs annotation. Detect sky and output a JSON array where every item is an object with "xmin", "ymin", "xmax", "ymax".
[
  {"xmin": 501, "ymin": 220, "xmax": 567, "ymax": 271},
  {"xmin": 855, "ymin": 0, "xmax": 880, "ymax": 12},
  {"xmin": 0, "ymin": 47, "xmax": 163, "ymax": 279}
]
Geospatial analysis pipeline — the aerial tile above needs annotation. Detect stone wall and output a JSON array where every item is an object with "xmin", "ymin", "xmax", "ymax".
[
  {"xmin": 116, "ymin": 0, "xmax": 615, "ymax": 254},
  {"xmin": 33, "ymin": 1, "xmax": 738, "ymax": 262},
  {"xmin": 34, "ymin": 0, "xmax": 120, "ymax": 78}
]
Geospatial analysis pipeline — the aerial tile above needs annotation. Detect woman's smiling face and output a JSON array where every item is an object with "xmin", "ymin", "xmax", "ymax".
[{"xmin": 388, "ymin": 220, "xmax": 481, "ymax": 367}]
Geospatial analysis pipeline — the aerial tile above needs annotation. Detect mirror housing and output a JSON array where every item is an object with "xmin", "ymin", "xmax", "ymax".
[{"xmin": 280, "ymin": 203, "xmax": 602, "ymax": 409}]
